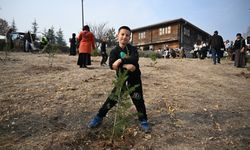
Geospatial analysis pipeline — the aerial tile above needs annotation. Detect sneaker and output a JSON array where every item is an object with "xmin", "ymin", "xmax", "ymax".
[
  {"xmin": 88, "ymin": 115, "xmax": 103, "ymax": 128},
  {"xmin": 140, "ymin": 119, "xmax": 150, "ymax": 133}
]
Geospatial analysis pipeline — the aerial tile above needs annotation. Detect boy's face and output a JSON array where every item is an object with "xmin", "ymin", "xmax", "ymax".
[{"xmin": 117, "ymin": 29, "xmax": 131, "ymax": 46}]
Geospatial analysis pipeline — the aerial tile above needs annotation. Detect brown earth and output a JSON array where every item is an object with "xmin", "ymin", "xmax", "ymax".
[{"xmin": 0, "ymin": 52, "xmax": 250, "ymax": 150}]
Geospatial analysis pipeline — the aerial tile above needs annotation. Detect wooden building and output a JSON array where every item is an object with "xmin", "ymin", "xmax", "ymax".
[{"xmin": 132, "ymin": 18, "xmax": 210, "ymax": 51}]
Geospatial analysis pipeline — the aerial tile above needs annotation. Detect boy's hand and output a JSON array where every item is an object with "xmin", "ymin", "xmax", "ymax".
[
  {"xmin": 112, "ymin": 59, "xmax": 122, "ymax": 70},
  {"xmin": 123, "ymin": 64, "xmax": 136, "ymax": 72}
]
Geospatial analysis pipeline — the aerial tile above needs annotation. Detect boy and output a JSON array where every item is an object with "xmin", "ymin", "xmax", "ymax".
[{"xmin": 88, "ymin": 26, "xmax": 150, "ymax": 133}]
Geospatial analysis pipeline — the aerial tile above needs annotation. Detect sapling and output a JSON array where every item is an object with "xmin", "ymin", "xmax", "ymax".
[
  {"xmin": 44, "ymin": 43, "xmax": 57, "ymax": 67},
  {"xmin": 149, "ymin": 52, "xmax": 157, "ymax": 67},
  {"xmin": 109, "ymin": 70, "xmax": 139, "ymax": 141}
]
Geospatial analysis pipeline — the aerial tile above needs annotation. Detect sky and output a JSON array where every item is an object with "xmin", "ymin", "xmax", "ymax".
[{"xmin": 1, "ymin": 0, "xmax": 250, "ymax": 46}]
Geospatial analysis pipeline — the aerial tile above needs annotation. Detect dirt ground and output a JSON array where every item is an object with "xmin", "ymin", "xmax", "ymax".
[{"xmin": 0, "ymin": 52, "xmax": 250, "ymax": 150}]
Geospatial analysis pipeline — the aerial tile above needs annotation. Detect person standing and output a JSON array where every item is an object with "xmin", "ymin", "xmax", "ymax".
[
  {"xmin": 69, "ymin": 33, "xmax": 77, "ymax": 56},
  {"xmin": 208, "ymin": 31, "xmax": 225, "ymax": 65},
  {"xmin": 193, "ymin": 40, "xmax": 202, "ymax": 58},
  {"xmin": 100, "ymin": 37, "xmax": 108, "ymax": 66},
  {"xmin": 200, "ymin": 41, "xmax": 208, "ymax": 59},
  {"xmin": 88, "ymin": 26, "xmax": 150, "ymax": 133},
  {"xmin": 24, "ymin": 31, "xmax": 32, "ymax": 52},
  {"xmin": 6, "ymin": 28, "xmax": 14, "ymax": 49},
  {"xmin": 40, "ymin": 35, "xmax": 48, "ymax": 50},
  {"xmin": 77, "ymin": 25, "xmax": 96, "ymax": 68},
  {"xmin": 233, "ymin": 33, "xmax": 246, "ymax": 68}
]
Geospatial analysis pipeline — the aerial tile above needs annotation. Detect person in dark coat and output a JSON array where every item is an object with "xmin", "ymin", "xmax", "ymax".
[
  {"xmin": 69, "ymin": 33, "xmax": 77, "ymax": 55},
  {"xmin": 24, "ymin": 31, "xmax": 32, "ymax": 52},
  {"xmin": 233, "ymin": 33, "xmax": 246, "ymax": 68},
  {"xmin": 208, "ymin": 31, "xmax": 225, "ymax": 64}
]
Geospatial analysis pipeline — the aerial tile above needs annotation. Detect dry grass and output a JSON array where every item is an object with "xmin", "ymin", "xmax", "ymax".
[{"xmin": 0, "ymin": 52, "xmax": 250, "ymax": 149}]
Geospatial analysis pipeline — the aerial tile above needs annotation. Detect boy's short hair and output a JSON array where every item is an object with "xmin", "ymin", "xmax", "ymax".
[{"xmin": 118, "ymin": 26, "xmax": 131, "ymax": 33}]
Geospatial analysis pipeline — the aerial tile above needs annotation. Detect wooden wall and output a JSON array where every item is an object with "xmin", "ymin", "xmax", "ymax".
[{"xmin": 132, "ymin": 20, "xmax": 210, "ymax": 51}]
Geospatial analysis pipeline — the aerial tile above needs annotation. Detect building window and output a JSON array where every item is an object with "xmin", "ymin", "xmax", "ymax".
[
  {"xmin": 159, "ymin": 26, "xmax": 171, "ymax": 35},
  {"xmin": 184, "ymin": 27, "xmax": 190, "ymax": 37},
  {"xmin": 165, "ymin": 26, "xmax": 171, "ymax": 34},
  {"xmin": 139, "ymin": 32, "xmax": 146, "ymax": 39},
  {"xmin": 159, "ymin": 28, "xmax": 164, "ymax": 36}
]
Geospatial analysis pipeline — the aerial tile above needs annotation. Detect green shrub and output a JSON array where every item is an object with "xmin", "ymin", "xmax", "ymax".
[
  {"xmin": 46, "ymin": 44, "xmax": 57, "ymax": 67},
  {"xmin": 138, "ymin": 50, "xmax": 161, "ymax": 59},
  {"xmin": 149, "ymin": 52, "xmax": 157, "ymax": 61}
]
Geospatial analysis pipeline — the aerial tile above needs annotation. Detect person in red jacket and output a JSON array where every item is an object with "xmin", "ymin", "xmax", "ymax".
[{"xmin": 77, "ymin": 25, "xmax": 96, "ymax": 68}]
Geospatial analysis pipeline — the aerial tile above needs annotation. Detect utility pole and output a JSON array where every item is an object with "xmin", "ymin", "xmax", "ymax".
[{"xmin": 81, "ymin": 0, "xmax": 84, "ymax": 28}]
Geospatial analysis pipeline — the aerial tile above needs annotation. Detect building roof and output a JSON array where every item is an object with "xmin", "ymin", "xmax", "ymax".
[{"xmin": 132, "ymin": 18, "xmax": 210, "ymax": 36}]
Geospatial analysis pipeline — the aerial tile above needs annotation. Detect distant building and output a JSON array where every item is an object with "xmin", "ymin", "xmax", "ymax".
[{"xmin": 132, "ymin": 18, "xmax": 210, "ymax": 51}]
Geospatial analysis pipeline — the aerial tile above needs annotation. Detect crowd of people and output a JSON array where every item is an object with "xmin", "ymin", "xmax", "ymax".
[
  {"xmin": 191, "ymin": 40, "xmax": 208, "ymax": 59},
  {"xmin": 156, "ymin": 47, "xmax": 185, "ymax": 59},
  {"xmin": 187, "ymin": 30, "xmax": 249, "ymax": 68},
  {"xmin": 4, "ymin": 24, "xmax": 249, "ymax": 134},
  {"xmin": 69, "ymin": 25, "xmax": 108, "ymax": 67},
  {"xmin": 70, "ymin": 25, "xmax": 249, "ymax": 134},
  {"xmin": 152, "ymin": 30, "xmax": 249, "ymax": 68},
  {"xmin": 207, "ymin": 31, "xmax": 249, "ymax": 68},
  {"xmin": 6, "ymin": 25, "xmax": 249, "ymax": 133}
]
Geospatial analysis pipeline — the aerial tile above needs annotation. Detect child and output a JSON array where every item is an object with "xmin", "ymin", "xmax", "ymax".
[
  {"xmin": 100, "ymin": 37, "xmax": 108, "ymax": 66},
  {"xmin": 88, "ymin": 26, "xmax": 150, "ymax": 133}
]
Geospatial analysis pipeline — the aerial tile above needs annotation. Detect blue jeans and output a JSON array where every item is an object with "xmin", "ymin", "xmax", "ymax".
[{"xmin": 211, "ymin": 48, "xmax": 221, "ymax": 64}]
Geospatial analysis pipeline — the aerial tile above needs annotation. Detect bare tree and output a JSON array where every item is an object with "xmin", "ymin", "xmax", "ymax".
[
  {"xmin": 11, "ymin": 19, "xmax": 17, "ymax": 32},
  {"xmin": 106, "ymin": 28, "xmax": 117, "ymax": 47},
  {"xmin": 88, "ymin": 22, "xmax": 109, "ymax": 48},
  {"xmin": 0, "ymin": 18, "xmax": 9, "ymax": 35}
]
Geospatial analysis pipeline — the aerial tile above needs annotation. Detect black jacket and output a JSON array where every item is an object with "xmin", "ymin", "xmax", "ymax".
[
  {"xmin": 233, "ymin": 38, "xmax": 246, "ymax": 50},
  {"xmin": 109, "ymin": 44, "xmax": 141, "ymax": 79},
  {"xmin": 208, "ymin": 34, "xmax": 225, "ymax": 50},
  {"xmin": 101, "ymin": 41, "xmax": 107, "ymax": 54}
]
